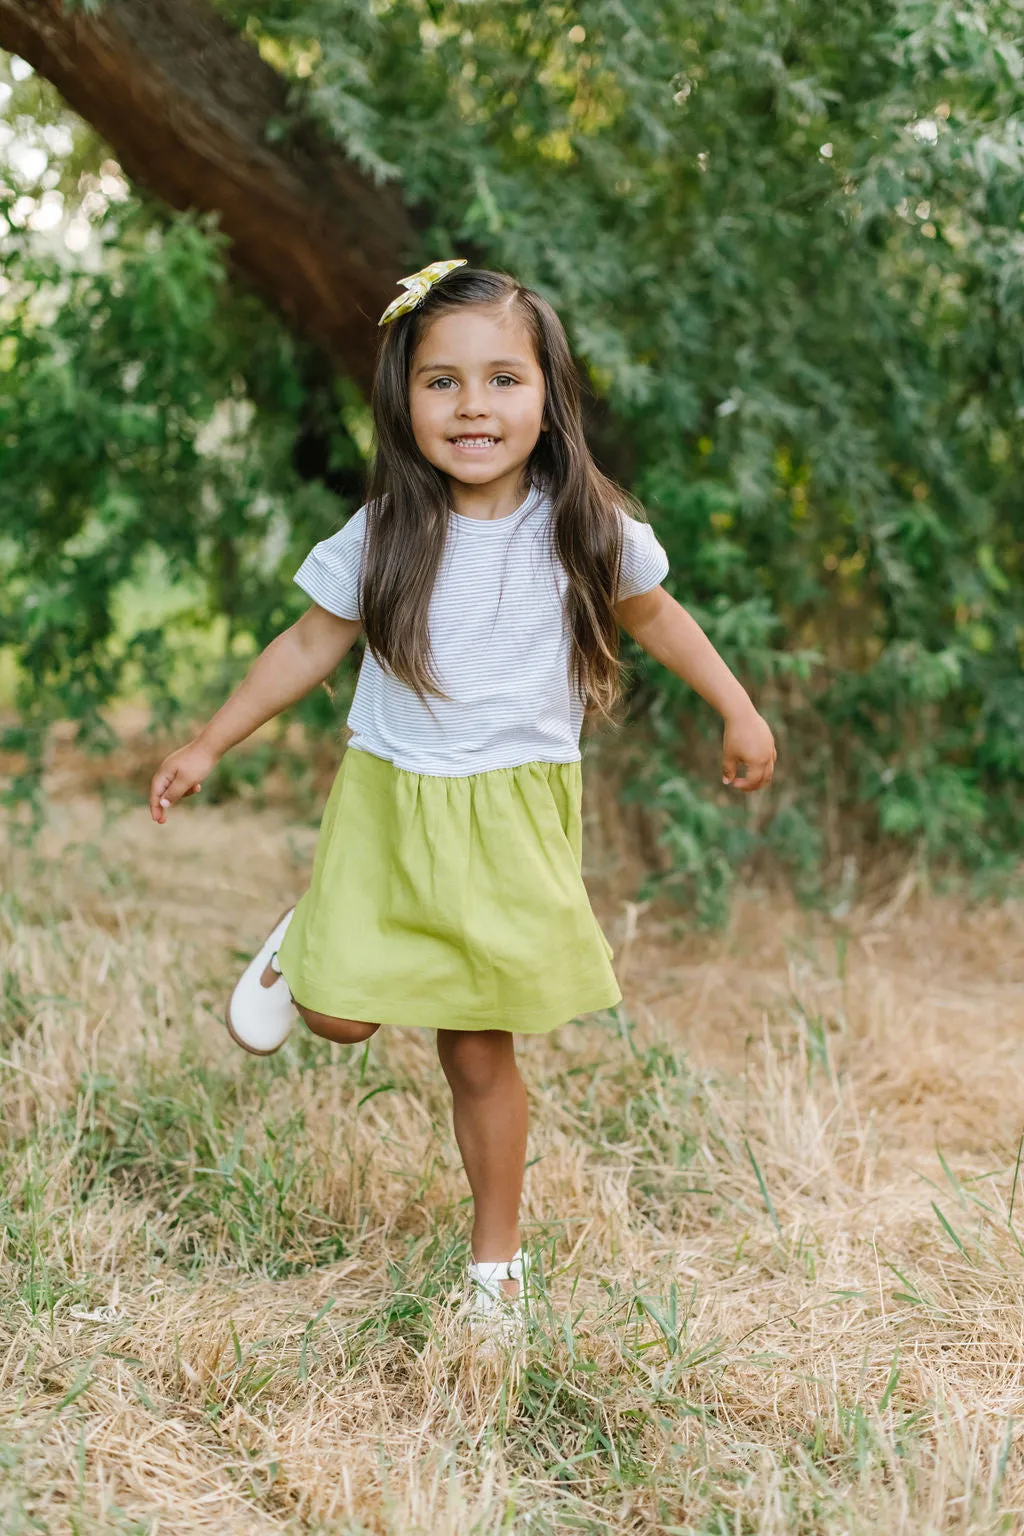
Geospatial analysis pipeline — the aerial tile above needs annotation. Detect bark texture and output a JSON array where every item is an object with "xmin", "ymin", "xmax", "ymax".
[{"xmin": 0, "ymin": 0, "xmax": 417, "ymax": 386}]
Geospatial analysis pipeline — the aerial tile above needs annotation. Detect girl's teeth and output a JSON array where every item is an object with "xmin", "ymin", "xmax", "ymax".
[{"xmin": 454, "ymin": 437, "xmax": 496, "ymax": 446}]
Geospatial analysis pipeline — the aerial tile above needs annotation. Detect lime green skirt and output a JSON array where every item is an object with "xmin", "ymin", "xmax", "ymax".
[{"xmin": 275, "ymin": 747, "xmax": 621, "ymax": 1034}]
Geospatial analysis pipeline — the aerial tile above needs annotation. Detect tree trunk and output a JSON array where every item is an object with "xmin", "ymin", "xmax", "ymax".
[
  {"xmin": 0, "ymin": 0, "xmax": 417, "ymax": 389},
  {"xmin": 0, "ymin": 0, "xmax": 630, "ymax": 474}
]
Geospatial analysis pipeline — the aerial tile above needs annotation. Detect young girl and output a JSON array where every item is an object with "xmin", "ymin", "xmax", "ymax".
[{"xmin": 149, "ymin": 262, "xmax": 776, "ymax": 1321}]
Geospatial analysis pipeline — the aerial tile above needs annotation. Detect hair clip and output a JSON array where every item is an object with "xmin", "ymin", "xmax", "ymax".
[{"xmin": 377, "ymin": 259, "xmax": 468, "ymax": 326}]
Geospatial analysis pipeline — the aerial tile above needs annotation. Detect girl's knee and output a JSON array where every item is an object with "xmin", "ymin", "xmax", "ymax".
[
  {"xmin": 438, "ymin": 1029, "xmax": 516, "ymax": 1097},
  {"xmin": 297, "ymin": 1005, "xmax": 380, "ymax": 1045}
]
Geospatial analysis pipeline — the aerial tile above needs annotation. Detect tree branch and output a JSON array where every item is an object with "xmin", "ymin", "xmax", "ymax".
[{"xmin": 0, "ymin": 0, "xmax": 417, "ymax": 387}]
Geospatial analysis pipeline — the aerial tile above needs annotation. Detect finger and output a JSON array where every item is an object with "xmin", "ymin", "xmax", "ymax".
[
  {"xmin": 726, "ymin": 758, "xmax": 756, "ymax": 789},
  {"xmin": 727, "ymin": 760, "xmax": 758, "ymax": 792},
  {"xmin": 154, "ymin": 769, "xmax": 187, "ymax": 821},
  {"xmin": 150, "ymin": 768, "xmax": 175, "ymax": 823},
  {"xmin": 739, "ymin": 761, "xmax": 773, "ymax": 792},
  {"xmin": 722, "ymin": 754, "xmax": 738, "ymax": 786},
  {"xmin": 182, "ymin": 782, "xmax": 203, "ymax": 799}
]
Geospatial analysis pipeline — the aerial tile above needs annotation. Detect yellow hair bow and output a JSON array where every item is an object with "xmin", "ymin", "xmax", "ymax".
[{"xmin": 377, "ymin": 258, "xmax": 468, "ymax": 326}]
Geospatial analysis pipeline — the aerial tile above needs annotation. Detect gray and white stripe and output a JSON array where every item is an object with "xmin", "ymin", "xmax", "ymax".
[{"xmin": 294, "ymin": 485, "xmax": 669, "ymax": 778}]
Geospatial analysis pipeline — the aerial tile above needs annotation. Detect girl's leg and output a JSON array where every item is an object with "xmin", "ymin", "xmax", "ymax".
[
  {"xmin": 436, "ymin": 1029, "xmax": 527, "ymax": 1293},
  {"xmin": 296, "ymin": 1005, "xmax": 380, "ymax": 1045},
  {"xmin": 259, "ymin": 958, "xmax": 379, "ymax": 1045}
]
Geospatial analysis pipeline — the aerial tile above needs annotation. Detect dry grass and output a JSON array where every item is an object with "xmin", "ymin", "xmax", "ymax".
[{"xmin": 1, "ymin": 773, "xmax": 1024, "ymax": 1535}]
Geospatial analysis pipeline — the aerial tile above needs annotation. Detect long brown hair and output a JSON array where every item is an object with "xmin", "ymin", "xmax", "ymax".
[{"xmin": 362, "ymin": 267, "xmax": 642, "ymax": 717}]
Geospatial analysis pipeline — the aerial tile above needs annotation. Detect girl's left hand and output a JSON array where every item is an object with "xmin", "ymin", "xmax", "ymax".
[{"xmin": 722, "ymin": 706, "xmax": 776, "ymax": 792}]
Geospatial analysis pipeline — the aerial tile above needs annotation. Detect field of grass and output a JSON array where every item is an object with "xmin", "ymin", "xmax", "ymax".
[{"xmin": 1, "ymin": 756, "xmax": 1023, "ymax": 1534}]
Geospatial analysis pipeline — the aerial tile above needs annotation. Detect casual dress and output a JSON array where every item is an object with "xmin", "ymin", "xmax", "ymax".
[{"xmin": 275, "ymin": 483, "xmax": 669, "ymax": 1033}]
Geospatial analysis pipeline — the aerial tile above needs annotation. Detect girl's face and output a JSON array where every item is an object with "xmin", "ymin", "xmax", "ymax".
[{"xmin": 408, "ymin": 303, "xmax": 546, "ymax": 490}]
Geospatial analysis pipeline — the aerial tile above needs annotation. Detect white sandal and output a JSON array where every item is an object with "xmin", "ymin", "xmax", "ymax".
[
  {"xmin": 467, "ymin": 1248, "xmax": 531, "ymax": 1332},
  {"xmin": 225, "ymin": 907, "xmax": 297, "ymax": 1055}
]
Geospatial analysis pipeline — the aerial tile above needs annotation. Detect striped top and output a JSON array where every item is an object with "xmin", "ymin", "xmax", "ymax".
[{"xmin": 294, "ymin": 484, "xmax": 669, "ymax": 777}]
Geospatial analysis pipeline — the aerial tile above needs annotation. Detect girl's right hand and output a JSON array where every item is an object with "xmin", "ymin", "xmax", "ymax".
[{"xmin": 149, "ymin": 739, "xmax": 220, "ymax": 824}]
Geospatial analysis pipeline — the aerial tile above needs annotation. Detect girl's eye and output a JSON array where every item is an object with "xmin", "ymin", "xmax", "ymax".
[
  {"xmin": 492, "ymin": 374, "xmax": 517, "ymax": 387},
  {"xmin": 427, "ymin": 376, "xmax": 457, "ymax": 390}
]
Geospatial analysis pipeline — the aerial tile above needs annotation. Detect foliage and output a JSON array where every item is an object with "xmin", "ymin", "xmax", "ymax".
[
  {"xmin": 0, "ymin": 195, "xmax": 358, "ymax": 822},
  {"xmin": 2, "ymin": 1, "xmax": 1024, "ymax": 908}
]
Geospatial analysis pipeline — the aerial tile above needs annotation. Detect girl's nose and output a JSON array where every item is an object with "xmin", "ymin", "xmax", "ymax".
[{"xmin": 456, "ymin": 388, "xmax": 490, "ymax": 417}]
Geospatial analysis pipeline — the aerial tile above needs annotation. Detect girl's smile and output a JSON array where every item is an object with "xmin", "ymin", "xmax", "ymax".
[
  {"xmin": 449, "ymin": 434, "xmax": 500, "ymax": 450},
  {"xmin": 409, "ymin": 303, "xmax": 546, "ymax": 515}
]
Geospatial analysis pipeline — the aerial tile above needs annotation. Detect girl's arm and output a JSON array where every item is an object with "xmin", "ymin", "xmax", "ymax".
[
  {"xmin": 148, "ymin": 604, "xmax": 362, "ymax": 824},
  {"xmin": 615, "ymin": 586, "xmax": 776, "ymax": 791}
]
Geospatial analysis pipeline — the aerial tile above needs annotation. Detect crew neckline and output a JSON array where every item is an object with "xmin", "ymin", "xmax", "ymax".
[{"xmin": 448, "ymin": 482, "xmax": 544, "ymax": 528}]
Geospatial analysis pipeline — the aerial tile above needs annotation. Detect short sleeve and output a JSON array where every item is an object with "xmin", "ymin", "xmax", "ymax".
[
  {"xmin": 618, "ymin": 513, "xmax": 669, "ymax": 601},
  {"xmin": 293, "ymin": 505, "xmax": 367, "ymax": 620}
]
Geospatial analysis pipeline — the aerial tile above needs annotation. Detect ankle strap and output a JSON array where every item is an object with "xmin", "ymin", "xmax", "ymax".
[{"xmin": 469, "ymin": 1248, "xmax": 523, "ymax": 1284}]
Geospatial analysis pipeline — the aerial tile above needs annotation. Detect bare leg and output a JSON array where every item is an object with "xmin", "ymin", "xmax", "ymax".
[
  {"xmin": 259, "ymin": 959, "xmax": 379, "ymax": 1045},
  {"xmin": 436, "ymin": 1029, "xmax": 527, "ymax": 1296},
  {"xmin": 295, "ymin": 1005, "xmax": 380, "ymax": 1045}
]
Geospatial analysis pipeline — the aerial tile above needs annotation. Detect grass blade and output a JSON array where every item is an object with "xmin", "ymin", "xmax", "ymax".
[
  {"xmin": 745, "ymin": 1138, "xmax": 782, "ymax": 1235},
  {"xmin": 1009, "ymin": 1134, "xmax": 1023, "ymax": 1227},
  {"xmin": 932, "ymin": 1201, "xmax": 971, "ymax": 1263}
]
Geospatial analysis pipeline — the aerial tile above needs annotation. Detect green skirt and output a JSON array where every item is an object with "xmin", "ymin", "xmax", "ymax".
[{"xmin": 275, "ymin": 747, "xmax": 621, "ymax": 1034}]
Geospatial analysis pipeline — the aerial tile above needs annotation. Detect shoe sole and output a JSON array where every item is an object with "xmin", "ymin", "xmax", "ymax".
[{"xmin": 224, "ymin": 905, "xmax": 296, "ymax": 1056}]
